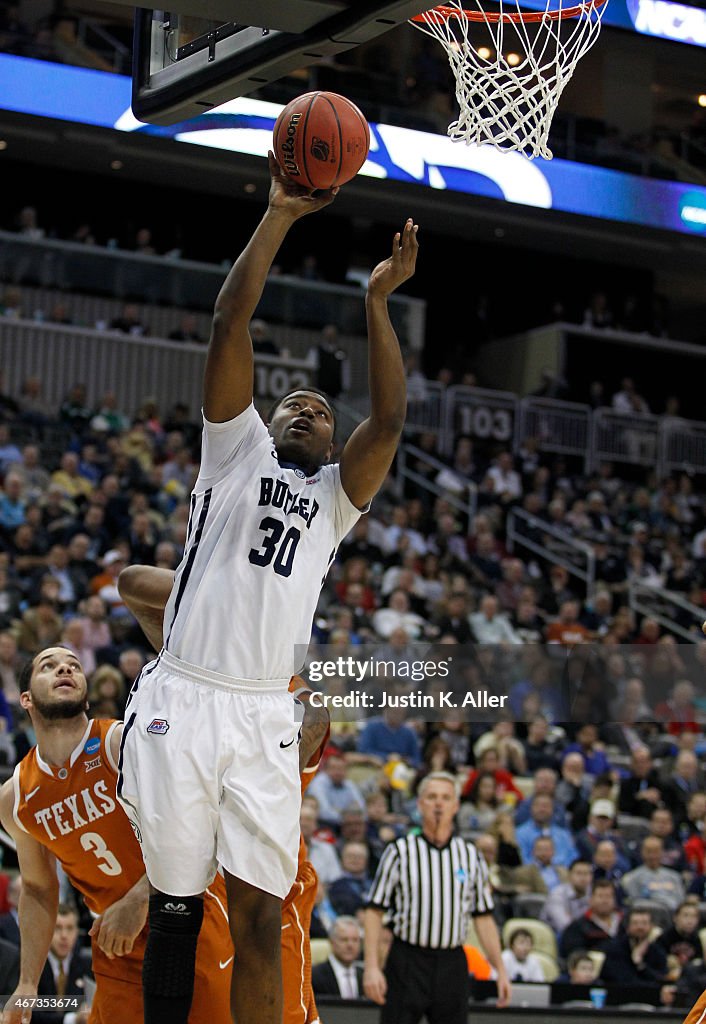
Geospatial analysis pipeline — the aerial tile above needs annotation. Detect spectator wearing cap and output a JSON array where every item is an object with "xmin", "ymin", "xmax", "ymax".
[
  {"xmin": 621, "ymin": 837, "xmax": 686, "ymax": 911},
  {"xmin": 89, "ymin": 548, "xmax": 128, "ymax": 610},
  {"xmin": 576, "ymin": 800, "xmax": 631, "ymax": 874}
]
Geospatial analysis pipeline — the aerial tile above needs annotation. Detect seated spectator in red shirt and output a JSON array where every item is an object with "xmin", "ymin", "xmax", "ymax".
[
  {"xmin": 655, "ymin": 679, "xmax": 701, "ymax": 737},
  {"xmin": 461, "ymin": 746, "xmax": 524, "ymax": 804},
  {"xmin": 334, "ymin": 557, "xmax": 377, "ymax": 612},
  {"xmin": 680, "ymin": 792, "xmax": 706, "ymax": 874},
  {"xmin": 545, "ymin": 600, "xmax": 591, "ymax": 647}
]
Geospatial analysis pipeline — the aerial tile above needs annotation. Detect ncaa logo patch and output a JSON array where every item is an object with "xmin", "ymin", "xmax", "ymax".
[
  {"xmin": 84, "ymin": 738, "xmax": 100, "ymax": 756},
  {"xmin": 455, "ymin": 868, "xmax": 467, "ymax": 883},
  {"xmin": 147, "ymin": 719, "xmax": 170, "ymax": 735},
  {"xmin": 294, "ymin": 468, "xmax": 305, "ymax": 479}
]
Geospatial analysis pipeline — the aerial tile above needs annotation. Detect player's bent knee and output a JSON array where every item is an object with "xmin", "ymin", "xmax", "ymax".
[
  {"xmin": 226, "ymin": 879, "xmax": 281, "ymax": 952},
  {"xmin": 143, "ymin": 893, "xmax": 204, "ymax": 998}
]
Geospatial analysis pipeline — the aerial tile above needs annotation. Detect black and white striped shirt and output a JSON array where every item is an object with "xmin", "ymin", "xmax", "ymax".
[{"xmin": 367, "ymin": 832, "xmax": 494, "ymax": 949}]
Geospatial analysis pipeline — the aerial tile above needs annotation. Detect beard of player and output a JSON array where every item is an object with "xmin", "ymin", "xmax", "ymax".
[{"xmin": 29, "ymin": 688, "xmax": 89, "ymax": 721}]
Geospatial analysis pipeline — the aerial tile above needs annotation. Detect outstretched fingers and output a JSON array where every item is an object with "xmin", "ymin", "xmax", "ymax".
[{"xmin": 399, "ymin": 218, "xmax": 419, "ymax": 272}]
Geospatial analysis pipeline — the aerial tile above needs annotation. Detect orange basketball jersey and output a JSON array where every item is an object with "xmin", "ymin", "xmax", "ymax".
[
  {"xmin": 14, "ymin": 718, "xmax": 146, "ymax": 917},
  {"xmin": 12, "ymin": 716, "xmax": 233, "ymax": 1015}
]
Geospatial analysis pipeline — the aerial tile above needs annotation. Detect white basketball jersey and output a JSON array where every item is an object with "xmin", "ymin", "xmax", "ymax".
[{"xmin": 162, "ymin": 403, "xmax": 361, "ymax": 686}]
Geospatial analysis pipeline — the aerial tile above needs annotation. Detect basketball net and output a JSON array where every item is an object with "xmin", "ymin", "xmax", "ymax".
[{"xmin": 411, "ymin": 0, "xmax": 608, "ymax": 159}]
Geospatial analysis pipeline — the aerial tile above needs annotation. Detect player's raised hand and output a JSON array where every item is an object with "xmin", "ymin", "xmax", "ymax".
[
  {"xmin": 267, "ymin": 152, "xmax": 338, "ymax": 219},
  {"xmin": 2, "ymin": 986, "xmax": 36, "ymax": 1024},
  {"xmin": 367, "ymin": 219, "xmax": 419, "ymax": 298},
  {"xmin": 89, "ymin": 889, "xmax": 148, "ymax": 958}
]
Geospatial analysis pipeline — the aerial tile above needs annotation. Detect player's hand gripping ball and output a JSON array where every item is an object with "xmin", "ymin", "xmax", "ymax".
[{"xmin": 273, "ymin": 91, "xmax": 370, "ymax": 190}]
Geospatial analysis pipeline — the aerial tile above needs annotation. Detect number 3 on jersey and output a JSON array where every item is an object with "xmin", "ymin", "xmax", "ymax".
[
  {"xmin": 248, "ymin": 517, "xmax": 301, "ymax": 577},
  {"xmin": 80, "ymin": 832, "xmax": 122, "ymax": 876}
]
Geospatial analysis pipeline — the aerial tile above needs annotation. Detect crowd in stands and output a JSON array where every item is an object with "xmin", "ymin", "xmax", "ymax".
[{"xmin": 0, "ymin": 365, "xmax": 700, "ymax": 1007}]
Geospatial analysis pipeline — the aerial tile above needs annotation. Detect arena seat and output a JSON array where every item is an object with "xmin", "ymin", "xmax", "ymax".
[
  {"xmin": 616, "ymin": 815, "xmax": 651, "ymax": 843},
  {"xmin": 513, "ymin": 777, "xmax": 535, "ymax": 800},
  {"xmin": 587, "ymin": 949, "xmax": 605, "ymax": 976},
  {"xmin": 533, "ymin": 949, "xmax": 559, "ymax": 982},
  {"xmin": 310, "ymin": 939, "xmax": 332, "ymax": 966},
  {"xmin": 512, "ymin": 893, "xmax": 547, "ymax": 919},
  {"xmin": 501, "ymin": 918, "xmax": 558, "ymax": 960}
]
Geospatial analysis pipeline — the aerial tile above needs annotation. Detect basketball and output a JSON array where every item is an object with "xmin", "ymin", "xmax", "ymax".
[{"xmin": 272, "ymin": 91, "xmax": 370, "ymax": 190}]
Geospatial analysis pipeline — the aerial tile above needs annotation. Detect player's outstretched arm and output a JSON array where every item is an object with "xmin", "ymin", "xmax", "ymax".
[
  {"xmin": 118, "ymin": 565, "xmax": 175, "ymax": 653},
  {"xmin": 0, "ymin": 782, "xmax": 59, "ymax": 1024},
  {"xmin": 339, "ymin": 219, "xmax": 418, "ymax": 509},
  {"xmin": 204, "ymin": 152, "xmax": 338, "ymax": 423}
]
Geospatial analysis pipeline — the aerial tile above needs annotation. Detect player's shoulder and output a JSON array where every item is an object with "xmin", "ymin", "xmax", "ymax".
[{"xmin": 0, "ymin": 771, "xmax": 18, "ymax": 830}]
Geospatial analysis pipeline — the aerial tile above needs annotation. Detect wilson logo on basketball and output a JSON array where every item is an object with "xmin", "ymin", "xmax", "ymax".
[
  {"xmin": 280, "ymin": 113, "xmax": 302, "ymax": 177},
  {"xmin": 310, "ymin": 137, "xmax": 330, "ymax": 162}
]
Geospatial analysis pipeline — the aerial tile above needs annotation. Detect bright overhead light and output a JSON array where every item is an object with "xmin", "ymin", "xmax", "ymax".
[
  {"xmin": 699, "ymin": 94, "xmax": 706, "ymax": 107},
  {"xmin": 507, "ymin": 52, "xmax": 521, "ymax": 66},
  {"xmin": 478, "ymin": 46, "xmax": 492, "ymax": 59},
  {"xmin": 0, "ymin": 140, "xmax": 7, "ymax": 151},
  {"xmin": 110, "ymin": 159, "xmax": 123, "ymax": 170}
]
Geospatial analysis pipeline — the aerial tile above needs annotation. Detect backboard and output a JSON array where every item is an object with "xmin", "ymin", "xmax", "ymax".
[{"xmin": 131, "ymin": 2, "xmax": 432, "ymax": 125}]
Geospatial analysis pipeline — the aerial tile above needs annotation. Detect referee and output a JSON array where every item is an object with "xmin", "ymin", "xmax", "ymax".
[{"xmin": 363, "ymin": 772, "xmax": 511, "ymax": 1022}]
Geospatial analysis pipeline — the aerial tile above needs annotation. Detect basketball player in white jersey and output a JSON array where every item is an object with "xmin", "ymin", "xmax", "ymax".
[{"xmin": 117, "ymin": 150, "xmax": 418, "ymax": 1024}]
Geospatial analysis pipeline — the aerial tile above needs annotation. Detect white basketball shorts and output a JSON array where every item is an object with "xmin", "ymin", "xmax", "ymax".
[{"xmin": 117, "ymin": 650, "xmax": 301, "ymax": 899}]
